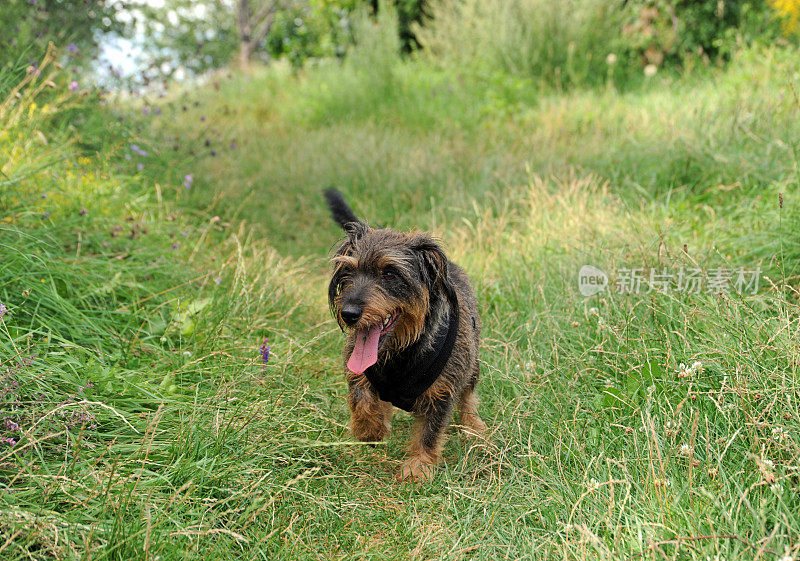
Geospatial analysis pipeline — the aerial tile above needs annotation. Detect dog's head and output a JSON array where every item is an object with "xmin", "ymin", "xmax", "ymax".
[{"xmin": 328, "ymin": 223, "xmax": 454, "ymax": 374}]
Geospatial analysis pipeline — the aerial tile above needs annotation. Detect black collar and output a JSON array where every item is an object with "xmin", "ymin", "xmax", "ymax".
[{"xmin": 363, "ymin": 298, "xmax": 460, "ymax": 412}]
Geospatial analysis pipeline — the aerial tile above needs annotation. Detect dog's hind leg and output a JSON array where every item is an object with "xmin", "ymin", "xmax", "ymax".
[
  {"xmin": 348, "ymin": 383, "xmax": 394, "ymax": 442},
  {"xmin": 458, "ymin": 387, "xmax": 487, "ymax": 436}
]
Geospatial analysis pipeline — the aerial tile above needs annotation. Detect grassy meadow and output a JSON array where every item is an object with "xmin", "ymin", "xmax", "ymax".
[{"xmin": 2, "ymin": 32, "xmax": 800, "ymax": 561}]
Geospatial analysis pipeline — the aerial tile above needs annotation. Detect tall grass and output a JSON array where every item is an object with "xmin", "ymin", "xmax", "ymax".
[
  {"xmin": 0, "ymin": 52, "xmax": 312, "ymax": 559},
  {"xmin": 417, "ymin": 0, "xmax": 638, "ymax": 89}
]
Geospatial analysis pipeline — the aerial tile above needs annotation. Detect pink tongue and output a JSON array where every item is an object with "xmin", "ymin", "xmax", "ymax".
[{"xmin": 347, "ymin": 325, "xmax": 382, "ymax": 374}]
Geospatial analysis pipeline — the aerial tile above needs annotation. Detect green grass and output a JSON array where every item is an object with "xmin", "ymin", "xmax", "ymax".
[{"xmin": 2, "ymin": 42, "xmax": 800, "ymax": 560}]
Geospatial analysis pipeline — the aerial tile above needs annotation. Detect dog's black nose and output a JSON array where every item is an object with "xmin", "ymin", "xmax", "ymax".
[{"xmin": 340, "ymin": 305, "xmax": 362, "ymax": 326}]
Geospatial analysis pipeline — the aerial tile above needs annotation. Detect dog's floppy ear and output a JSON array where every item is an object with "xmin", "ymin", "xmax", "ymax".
[
  {"xmin": 411, "ymin": 234, "xmax": 456, "ymax": 303},
  {"xmin": 343, "ymin": 220, "xmax": 368, "ymax": 241}
]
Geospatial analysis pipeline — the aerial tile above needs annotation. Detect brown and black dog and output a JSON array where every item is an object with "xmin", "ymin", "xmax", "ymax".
[{"xmin": 324, "ymin": 188, "xmax": 486, "ymax": 481}]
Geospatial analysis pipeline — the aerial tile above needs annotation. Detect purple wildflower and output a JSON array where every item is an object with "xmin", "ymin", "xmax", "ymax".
[
  {"xmin": 69, "ymin": 81, "xmax": 78, "ymax": 93},
  {"xmin": 210, "ymin": 150, "xmax": 217, "ymax": 157},
  {"xmin": 229, "ymin": 141, "xmax": 237, "ymax": 150},
  {"xmin": 66, "ymin": 43, "xmax": 78, "ymax": 53},
  {"xmin": 78, "ymin": 381, "xmax": 94, "ymax": 393},
  {"xmin": 79, "ymin": 208, "xmax": 88, "ymax": 216},
  {"xmin": 137, "ymin": 162, "xmax": 144, "ymax": 171},
  {"xmin": 130, "ymin": 144, "xmax": 148, "ymax": 157},
  {"xmin": 259, "ymin": 338, "xmax": 270, "ymax": 368},
  {"xmin": 204, "ymin": 139, "xmax": 211, "ymax": 147},
  {"xmin": 142, "ymin": 106, "xmax": 151, "ymax": 116},
  {"xmin": 0, "ymin": 302, "xmax": 6, "ymax": 318},
  {"xmin": 171, "ymin": 242, "xmax": 179, "ymax": 250},
  {"xmin": 41, "ymin": 211, "xmax": 50, "ymax": 219},
  {"xmin": 0, "ymin": 436, "xmax": 16, "ymax": 447},
  {"xmin": 4, "ymin": 419, "xmax": 19, "ymax": 431},
  {"xmin": 183, "ymin": 174, "xmax": 193, "ymax": 190},
  {"xmin": 214, "ymin": 277, "xmax": 222, "ymax": 285}
]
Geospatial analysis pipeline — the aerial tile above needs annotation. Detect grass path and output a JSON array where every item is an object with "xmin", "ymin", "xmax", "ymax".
[{"xmin": 1, "ymin": 46, "xmax": 800, "ymax": 559}]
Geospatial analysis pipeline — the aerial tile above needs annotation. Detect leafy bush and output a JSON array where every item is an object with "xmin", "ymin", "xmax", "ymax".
[{"xmin": 622, "ymin": 0, "xmax": 784, "ymax": 68}]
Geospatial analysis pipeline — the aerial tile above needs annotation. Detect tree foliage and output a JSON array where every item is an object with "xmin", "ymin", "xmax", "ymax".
[
  {"xmin": 0, "ymin": 0, "xmax": 129, "ymax": 69},
  {"xmin": 133, "ymin": 0, "xmax": 357, "ymax": 77}
]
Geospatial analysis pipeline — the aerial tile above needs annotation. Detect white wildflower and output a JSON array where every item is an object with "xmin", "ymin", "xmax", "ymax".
[
  {"xmin": 644, "ymin": 64, "xmax": 658, "ymax": 77},
  {"xmin": 606, "ymin": 53, "xmax": 617, "ymax": 66},
  {"xmin": 677, "ymin": 360, "xmax": 704, "ymax": 378},
  {"xmin": 679, "ymin": 444, "xmax": 693, "ymax": 457},
  {"xmin": 772, "ymin": 426, "xmax": 788, "ymax": 442}
]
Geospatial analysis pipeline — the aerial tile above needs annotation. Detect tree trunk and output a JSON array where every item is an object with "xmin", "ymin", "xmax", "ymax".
[
  {"xmin": 237, "ymin": 0, "xmax": 252, "ymax": 69},
  {"xmin": 238, "ymin": 39, "xmax": 253, "ymax": 69},
  {"xmin": 237, "ymin": 0, "xmax": 279, "ymax": 69}
]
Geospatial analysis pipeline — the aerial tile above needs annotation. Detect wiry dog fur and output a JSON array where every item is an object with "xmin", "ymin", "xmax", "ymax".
[{"xmin": 324, "ymin": 188, "xmax": 486, "ymax": 481}]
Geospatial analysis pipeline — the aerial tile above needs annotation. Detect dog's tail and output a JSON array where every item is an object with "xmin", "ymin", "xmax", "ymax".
[{"xmin": 324, "ymin": 188, "xmax": 360, "ymax": 229}]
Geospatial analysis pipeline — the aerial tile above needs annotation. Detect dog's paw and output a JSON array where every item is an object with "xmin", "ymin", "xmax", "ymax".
[{"xmin": 397, "ymin": 457, "xmax": 436, "ymax": 482}]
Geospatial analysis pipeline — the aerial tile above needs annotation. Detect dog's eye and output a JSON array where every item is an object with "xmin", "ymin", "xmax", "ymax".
[{"xmin": 382, "ymin": 270, "xmax": 396, "ymax": 281}]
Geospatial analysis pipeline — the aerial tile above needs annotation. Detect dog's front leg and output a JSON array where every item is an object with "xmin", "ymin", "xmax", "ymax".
[
  {"xmin": 399, "ymin": 398, "xmax": 453, "ymax": 482},
  {"xmin": 348, "ymin": 381, "xmax": 393, "ymax": 442}
]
